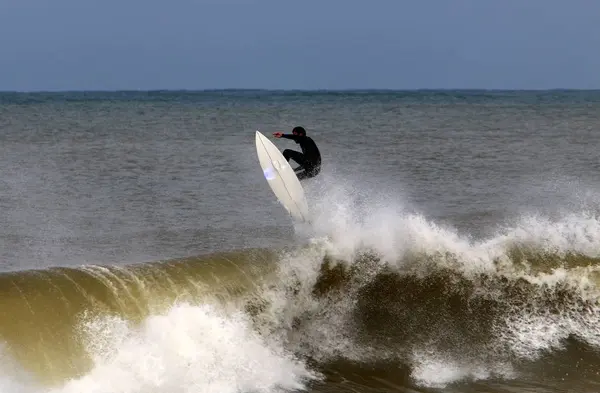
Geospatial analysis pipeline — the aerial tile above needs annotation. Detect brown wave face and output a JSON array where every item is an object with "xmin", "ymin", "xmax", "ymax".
[
  {"xmin": 0, "ymin": 249, "xmax": 278, "ymax": 386},
  {"xmin": 1, "ymin": 245, "xmax": 600, "ymax": 392}
]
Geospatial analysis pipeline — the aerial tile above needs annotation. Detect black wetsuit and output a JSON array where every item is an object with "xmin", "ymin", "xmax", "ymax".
[{"xmin": 281, "ymin": 134, "xmax": 321, "ymax": 180}]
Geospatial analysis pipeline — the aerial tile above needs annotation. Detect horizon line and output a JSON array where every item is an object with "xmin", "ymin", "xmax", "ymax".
[{"xmin": 2, "ymin": 87, "xmax": 600, "ymax": 94}]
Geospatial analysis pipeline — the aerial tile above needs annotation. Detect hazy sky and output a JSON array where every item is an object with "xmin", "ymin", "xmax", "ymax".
[{"xmin": 1, "ymin": 0, "xmax": 599, "ymax": 91}]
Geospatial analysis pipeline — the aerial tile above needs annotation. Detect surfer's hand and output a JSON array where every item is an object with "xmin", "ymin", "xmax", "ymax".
[{"xmin": 273, "ymin": 132, "xmax": 283, "ymax": 138}]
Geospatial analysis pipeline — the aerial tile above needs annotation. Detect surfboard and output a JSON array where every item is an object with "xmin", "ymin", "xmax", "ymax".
[{"xmin": 255, "ymin": 130, "xmax": 310, "ymax": 222}]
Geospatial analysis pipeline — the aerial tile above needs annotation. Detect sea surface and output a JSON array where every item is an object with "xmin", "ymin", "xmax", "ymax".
[{"xmin": 1, "ymin": 90, "xmax": 600, "ymax": 393}]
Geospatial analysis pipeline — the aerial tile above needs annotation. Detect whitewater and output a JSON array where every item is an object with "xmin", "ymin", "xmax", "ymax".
[{"xmin": 0, "ymin": 172, "xmax": 599, "ymax": 393}]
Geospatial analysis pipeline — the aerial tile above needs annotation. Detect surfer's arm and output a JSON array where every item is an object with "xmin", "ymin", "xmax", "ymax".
[
  {"xmin": 272, "ymin": 132, "xmax": 295, "ymax": 140},
  {"xmin": 280, "ymin": 134, "xmax": 301, "ymax": 142}
]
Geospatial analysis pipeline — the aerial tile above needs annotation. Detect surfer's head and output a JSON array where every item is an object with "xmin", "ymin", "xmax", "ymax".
[{"xmin": 292, "ymin": 126, "xmax": 306, "ymax": 136}]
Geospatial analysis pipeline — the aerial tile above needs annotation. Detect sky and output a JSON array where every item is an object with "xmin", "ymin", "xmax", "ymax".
[{"xmin": 1, "ymin": 0, "xmax": 599, "ymax": 91}]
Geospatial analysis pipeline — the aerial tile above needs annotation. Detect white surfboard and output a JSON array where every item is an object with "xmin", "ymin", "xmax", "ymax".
[{"xmin": 255, "ymin": 130, "xmax": 310, "ymax": 222}]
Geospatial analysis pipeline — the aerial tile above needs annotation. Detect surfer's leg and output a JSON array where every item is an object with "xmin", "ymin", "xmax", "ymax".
[
  {"xmin": 282, "ymin": 149, "xmax": 306, "ymax": 167},
  {"xmin": 296, "ymin": 166, "xmax": 318, "ymax": 180},
  {"xmin": 295, "ymin": 165, "xmax": 320, "ymax": 181}
]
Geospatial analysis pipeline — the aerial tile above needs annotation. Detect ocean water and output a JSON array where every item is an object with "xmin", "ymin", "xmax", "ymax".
[{"xmin": 1, "ymin": 90, "xmax": 600, "ymax": 392}]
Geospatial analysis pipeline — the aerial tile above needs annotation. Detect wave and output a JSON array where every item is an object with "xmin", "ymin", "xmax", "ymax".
[{"xmin": 0, "ymin": 202, "xmax": 600, "ymax": 392}]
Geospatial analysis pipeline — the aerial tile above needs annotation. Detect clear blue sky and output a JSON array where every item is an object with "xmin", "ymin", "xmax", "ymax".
[{"xmin": 1, "ymin": 0, "xmax": 599, "ymax": 91}]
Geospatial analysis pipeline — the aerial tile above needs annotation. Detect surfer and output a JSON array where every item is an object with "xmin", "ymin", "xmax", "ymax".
[{"xmin": 273, "ymin": 126, "xmax": 321, "ymax": 181}]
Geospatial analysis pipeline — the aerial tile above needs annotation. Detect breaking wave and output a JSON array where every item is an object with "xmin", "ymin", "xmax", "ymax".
[{"xmin": 2, "ymin": 180, "xmax": 600, "ymax": 392}]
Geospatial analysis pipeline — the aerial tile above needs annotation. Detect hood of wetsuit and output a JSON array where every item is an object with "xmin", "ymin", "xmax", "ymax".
[{"xmin": 292, "ymin": 126, "xmax": 306, "ymax": 136}]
